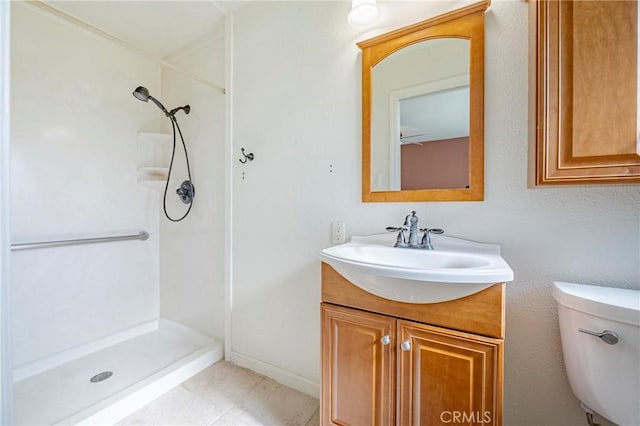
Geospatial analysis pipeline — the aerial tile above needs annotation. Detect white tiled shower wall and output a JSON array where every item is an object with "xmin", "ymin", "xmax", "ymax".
[
  {"xmin": 160, "ymin": 38, "xmax": 226, "ymax": 341},
  {"xmin": 10, "ymin": 3, "xmax": 162, "ymax": 366}
]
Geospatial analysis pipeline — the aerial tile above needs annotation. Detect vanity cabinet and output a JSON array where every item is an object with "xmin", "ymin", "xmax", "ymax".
[
  {"xmin": 321, "ymin": 263, "xmax": 505, "ymax": 426},
  {"xmin": 529, "ymin": 0, "xmax": 640, "ymax": 185}
]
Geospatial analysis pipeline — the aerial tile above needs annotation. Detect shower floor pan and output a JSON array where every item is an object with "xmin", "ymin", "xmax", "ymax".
[{"xmin": 13, "ymin": 318, "xmax": 223, "ymax": 425}]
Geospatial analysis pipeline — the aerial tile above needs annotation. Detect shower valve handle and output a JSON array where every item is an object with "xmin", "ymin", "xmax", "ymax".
[{"xmin": 176, "ymin": 181, "xmax": 195, "ymax": 205}]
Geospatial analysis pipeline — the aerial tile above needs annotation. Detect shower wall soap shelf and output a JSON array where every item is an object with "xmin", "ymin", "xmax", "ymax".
[{"xmin": 137, "ymin": 132, "xmax": 171, "ymax": 189}]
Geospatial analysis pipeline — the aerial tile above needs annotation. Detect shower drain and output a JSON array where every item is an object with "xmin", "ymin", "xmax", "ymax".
[{"xmin": 89, "ymin": 371, "xmax": 113, "ymax": 383}]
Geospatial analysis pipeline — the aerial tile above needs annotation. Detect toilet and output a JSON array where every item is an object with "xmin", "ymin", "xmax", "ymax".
[{"xmin": 552, "ymin": 281, "xmax": 640, "ymax": 426}]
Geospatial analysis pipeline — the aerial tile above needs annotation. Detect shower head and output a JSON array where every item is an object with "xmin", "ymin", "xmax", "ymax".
[
  {"xmin": 132, "ymin": 86, "xmax": 170, "ymax": 117},
  {"xmin": 132, "ymin": 86, "xmax": 149, "ymax": 102}
]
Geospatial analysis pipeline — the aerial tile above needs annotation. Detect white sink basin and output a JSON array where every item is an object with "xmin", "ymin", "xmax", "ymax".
[{"xmin": 320, "ymin": 233, "xmax": 513, "ymax": 303}]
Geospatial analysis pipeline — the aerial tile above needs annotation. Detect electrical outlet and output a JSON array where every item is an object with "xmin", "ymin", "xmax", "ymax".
[{"xmin": 332, "ymin": 222, "xmax": 346, "ymax": 244}]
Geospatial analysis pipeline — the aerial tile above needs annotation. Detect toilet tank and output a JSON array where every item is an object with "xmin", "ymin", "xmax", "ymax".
[{"xmin": 552, "ymin": 281, "xmax": 640, "ymax": 426}]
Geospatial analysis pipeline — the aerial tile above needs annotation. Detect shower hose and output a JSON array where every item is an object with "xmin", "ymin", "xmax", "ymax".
[{"xmin": 164, "ymin": 116, "xmax": 193, "ymax": 222}]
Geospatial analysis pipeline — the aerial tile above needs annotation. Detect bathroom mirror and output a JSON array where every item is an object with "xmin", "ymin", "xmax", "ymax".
[{"xmin": 358, "ymin": 0, "xmax": 488, "ymax": 202}]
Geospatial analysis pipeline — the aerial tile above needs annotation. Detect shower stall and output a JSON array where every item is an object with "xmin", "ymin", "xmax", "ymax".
[{"xmin": 5, "ymin": 1, "xmax": 228, "ymax": 423}]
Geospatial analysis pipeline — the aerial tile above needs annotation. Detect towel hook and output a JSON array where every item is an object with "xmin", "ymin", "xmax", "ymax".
[{"xmin": 239, "ymin": 148, "xmax": 254, "ymax": 164}]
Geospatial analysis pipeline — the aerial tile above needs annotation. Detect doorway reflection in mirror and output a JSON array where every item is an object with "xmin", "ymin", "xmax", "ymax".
[
  {"xmin": 396, "ymin": 80, "xmax": 469, "ymax": 190},
  {"xmin": 371, "ymin": 38, "xmax": 470, "ymax": 192}
]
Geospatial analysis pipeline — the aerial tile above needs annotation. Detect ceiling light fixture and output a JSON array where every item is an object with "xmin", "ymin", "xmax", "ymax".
[{"xmin": 348, "ymin": 0, "xmax": 380, "ymax": 28}]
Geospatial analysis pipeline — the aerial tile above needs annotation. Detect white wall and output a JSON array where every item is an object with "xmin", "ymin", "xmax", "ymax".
[
  {"xmin": 231, "ymin": 1, "xmax": 640, "ymax": 425},
  {"xmin": 160, "ymin": 36, "xmax": 226, "ymax": 340},
  {"xmin": 10, "ymin": 3, "xmax": 161, "ymax": 366},
  {"xmin": 0, "ymin": 0, "xmax": 13, "ymax": 421}
]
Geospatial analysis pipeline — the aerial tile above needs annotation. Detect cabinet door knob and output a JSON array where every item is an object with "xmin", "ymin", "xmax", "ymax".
[
  {"xmin": 400, "ymin": 340, "xmax": 411, "ymax": 351},
  {"xmin": 380, "ymin": 335, "xmax": 391, "ymax": 345}
]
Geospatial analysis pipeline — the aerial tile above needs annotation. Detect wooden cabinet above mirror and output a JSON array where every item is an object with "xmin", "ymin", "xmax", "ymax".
[
  {"xmin": 358, "ymin": 1, "xmax": 489, "ymax": 202},
  {"xmin": 529, "ymin": 0, "xmax": 640, "ymax": 185}
]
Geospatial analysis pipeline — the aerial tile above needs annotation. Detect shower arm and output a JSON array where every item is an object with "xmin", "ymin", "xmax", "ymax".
[{"xmin": 169, "ymin": 105, "xmax": 190, "ymax": 117}]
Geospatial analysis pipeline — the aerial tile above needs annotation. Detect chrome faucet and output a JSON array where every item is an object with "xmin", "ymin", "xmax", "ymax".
[{"xmin": 386, "ymin": 211, "xmax": 444, "ymax": 250}]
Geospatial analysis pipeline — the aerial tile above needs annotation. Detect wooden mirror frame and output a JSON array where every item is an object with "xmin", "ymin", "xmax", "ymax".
[{"xmin": 358, "ymin": 0, "xmax": 489, "ymax": 202}]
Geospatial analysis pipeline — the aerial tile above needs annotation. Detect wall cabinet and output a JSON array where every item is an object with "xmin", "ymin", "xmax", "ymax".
[
  {"xmin": 529, "ymin": 0, "xmax": 640, "ymax": 185},
  {"xmin": 321, "ymin": 263, "xmax": 505, "ymax": 426}
]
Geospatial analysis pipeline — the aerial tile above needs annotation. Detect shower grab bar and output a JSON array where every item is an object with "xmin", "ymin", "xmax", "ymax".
[{"xmin": 10, "ymin": 231, "xmax": 149, "ymax": 251}]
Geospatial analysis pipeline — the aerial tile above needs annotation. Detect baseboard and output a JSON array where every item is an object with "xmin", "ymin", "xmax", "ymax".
[{"xmin": 230, "ymin": 351, "xmax": 320, "ymax": 399}]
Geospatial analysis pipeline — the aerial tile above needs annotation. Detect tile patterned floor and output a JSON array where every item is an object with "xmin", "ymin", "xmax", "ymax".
[{"xmin": 118, "ymin": 361, "xmax": 319, "ymax": 426}]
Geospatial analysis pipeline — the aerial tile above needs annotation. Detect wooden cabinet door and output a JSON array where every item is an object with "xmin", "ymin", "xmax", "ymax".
[
  {"xmin": 397, "ymin": 320, "xmax": 503, "ymax": 426},
  {"xmin": 321, "ymin": 303, "xmax": 395, "ymax": 426},
  {"xmin": 529, "ymin": 0, "xmax": 640, "ymax": 185}
]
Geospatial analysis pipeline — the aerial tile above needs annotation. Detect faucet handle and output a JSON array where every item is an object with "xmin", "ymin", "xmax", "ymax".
[
  {"xmin": 419, "ymin": 228, "xmax": 445, "ymax": 250},
  {"xmin": 419, "ymin": 228, "xmax": 444, "ymax": 235},
  {"xmin": 386, "ymin": 226, "xmax": 408, "ymax": 247}
]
